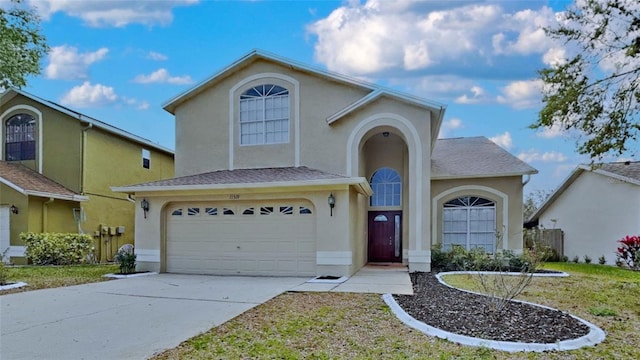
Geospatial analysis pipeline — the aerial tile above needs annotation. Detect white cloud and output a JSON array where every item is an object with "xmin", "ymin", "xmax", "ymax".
[
  {"xmin": 147, "ymin": 51, "xmax": 168, "ymax": 61},
  {"xmin": 542, "ymin": 47, "xmax": 567, "ymax": 67},
  {"xmin": 536, "ymin": 122, "xmax": 564, "ymax": 139},
  {"xmin": 496, "ymin": 79, "xmax": 542, "ymax": 109},
  {"xmin": 132, "ymin": 68, "xmax": 194, "ymax": 85},
  {"xmin": 45, "ymin": 46, "xmax": 108, "ymax": 80},
  {"xmin": 518, "ymin": 149, "xmax": 567, "ymax": 163},
  {"xmin": 455, "ymin": 85, "xmax": 489, "ymax": 104},
  {"xmin": 554, "ymin": 163, "xmax": 576, "ymax": 178},
  {"xmin": 438, "ymin": 118, "xmax": 463, "ymax": 138},
  {"xmin": 60, "ymin": 82, "xmax": 118, "ymax": 108},
  {"xmin": 489, "ymin": 131, "xmax": 512, "ymax": 149},
  {"xmin": 137, "ymin": 101, "xmax": 150, "ymax": 110},
  {"xmin": 30, "ymin": 0, "xmax": 198, "ymax": 27},
  {"xmin": 308, "ymin": 1, "xmax": 558, "ymax": 78}
]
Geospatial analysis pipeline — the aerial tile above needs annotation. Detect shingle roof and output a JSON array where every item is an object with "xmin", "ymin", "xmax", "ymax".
[
  {"xmin": 431, "ymin": 137, "xmax": 537, "ymax": 179},
  {"xmin": 599, "ymin": 161, "xmax": 640, "ymax": 182},
  {"xmin": 129, "ymin": 166, "xmax": 347, "ymax": 188},
  {"xmin": 0, "ymin": 161, "xmax": 87, "ymax": 201}
]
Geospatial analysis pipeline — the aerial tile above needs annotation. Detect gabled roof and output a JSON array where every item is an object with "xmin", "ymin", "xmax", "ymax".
[
  {"xmin": 0, "ymin": 88, "xmax": 174, "ymax": 156},
  {"xmin": 162, "ymin": 50, "xmax": 446, "ymax": 143},
  {"xmin": 431, "ymin": 136, "xmax": 537, "ymax": 179},
  {"xmin": 112, "ymin": 166, "xmax": 372, "ymax": 195},
  {"xmin": 0, "ymin": 161, "xmax": 88, "ymax": 201},
  {"xmin": 528, "ymin": 161, "xmax": 640, "ymax": 223}
]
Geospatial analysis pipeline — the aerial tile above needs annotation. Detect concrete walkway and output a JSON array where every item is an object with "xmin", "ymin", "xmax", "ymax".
[{"xmin": 291, "ymin": 264, "xmax": 413, "ymax": 295}]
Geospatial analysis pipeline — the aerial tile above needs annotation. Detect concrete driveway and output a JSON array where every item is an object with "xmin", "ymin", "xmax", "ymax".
[{"xmin": 1, "ymin": 274, "xmax": 307, "ymax": 360}]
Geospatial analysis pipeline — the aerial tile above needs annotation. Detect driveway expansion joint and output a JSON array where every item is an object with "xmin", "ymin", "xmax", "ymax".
[{"xmin": 96, "ymin": 291, "xmax": 262, "ymax": 304}]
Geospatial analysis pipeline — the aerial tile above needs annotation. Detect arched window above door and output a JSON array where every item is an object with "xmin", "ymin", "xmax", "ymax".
[{"xmin": 370, "ymin": 167, "xmax": 401, "ymax": 207}]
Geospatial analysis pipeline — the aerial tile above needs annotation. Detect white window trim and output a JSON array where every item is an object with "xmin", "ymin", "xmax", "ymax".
[
  {"xmin": 239, "ymin": 86, "xmax": 290, "ymax": 146},
  {"xmin": 443, "ymin": 197, "xmax": 496, "ymax": 251},
  {"xmin": 1, "ymin": 105, "xmax": 43, "ymax": 173},
  {"xmin": 229, "ymin": 73, "xmax": 300, "ymax": 170},
  {"xmin": 432, "ymin": 186, "xmax": 508, "ymax": 251}
]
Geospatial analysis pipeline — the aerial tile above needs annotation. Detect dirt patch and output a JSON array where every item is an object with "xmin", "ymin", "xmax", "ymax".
[{"xmin": 394, "ymin": 272, "xmax": 590, "ymax": 343}]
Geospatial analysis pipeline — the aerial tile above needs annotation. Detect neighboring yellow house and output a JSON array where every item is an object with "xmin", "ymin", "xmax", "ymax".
[
  {"xmin": 114, "ymin": 50, "xmax": 536, "ymax": 277},
  {"xmin": 0, "ymin": 89, "xmax": 174, "ymax": 264}
]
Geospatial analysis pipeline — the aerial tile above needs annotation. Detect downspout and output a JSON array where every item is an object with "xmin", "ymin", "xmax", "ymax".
[
  {"xmin": 43, "ymin": 198, "xmax": 54, "ymax": 232},
  {"xmin": 522, "ymin": 174, "xmax": 531, "ymax": 186},
  {"xmin": 80, "ymin": 123, "xmax": 93, "ymax": 195}
]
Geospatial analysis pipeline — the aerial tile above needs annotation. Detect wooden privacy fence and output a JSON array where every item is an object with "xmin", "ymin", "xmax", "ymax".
[{"xmin": 524, "ymin": 228, "xmax": 564, "ymax": 260}]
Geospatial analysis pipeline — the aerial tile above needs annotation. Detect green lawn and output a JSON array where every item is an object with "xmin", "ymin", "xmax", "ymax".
[
  {"xmin": 154, "ymin": 263, "xmax": 640, "ymax": 360},
  {"xmin": 0, "ymin": 264, "xmax": 119, "ymax": 295}
]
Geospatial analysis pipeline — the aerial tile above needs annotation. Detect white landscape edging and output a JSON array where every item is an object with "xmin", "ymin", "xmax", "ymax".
[
  {"xmin": 383, "ymin": 271, "xmax": 606, "ymax": 353},
  {"xmin": 103, "ymin": 272, "xmax": 158, "ymax": 279},
  {"xmin": 0, "ymin": 282, "xmax": 28, "ymax": 291}
]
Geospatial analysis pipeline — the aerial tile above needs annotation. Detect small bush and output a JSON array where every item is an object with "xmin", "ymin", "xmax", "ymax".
[
  {"xmin": 114, "ymin": 248, "xmax": 137, "ymax": 274},
  {"xmin": 572, "ymin": 256, "xmax": 580, "ymax": 263},
  {"xmin": 584, "ymin": 255, "xmax": 592, "ymax": 264},
  {"xmin": 616, "ymin": 235, "xmax": 640, "ymax": 271},
  {"xmin": 598, "ymin": 255, "xmax": 606, "ymax": 265},
  {"xmin": 561, "ymin": 255, "xmax": 569, "ymax": 262},
  {"xmin": 0, "ymin": 248, "xmax": 9, "ymax": 285},
  {"xmin": 23, "ymin": 232, "xmax": 94, "ymax": 265}
]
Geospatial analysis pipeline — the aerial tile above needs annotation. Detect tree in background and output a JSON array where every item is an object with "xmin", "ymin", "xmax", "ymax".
[
  {"xmin": 0, "ymin": 0, "xmax": 48, "ymax": 89},
  {"xmin": 534, "ymin": 0, "xmax": 639, "ymax": 161},
  {"xmin": 523, "ymin": 189, "xmax": 553, "ymax": 221}
]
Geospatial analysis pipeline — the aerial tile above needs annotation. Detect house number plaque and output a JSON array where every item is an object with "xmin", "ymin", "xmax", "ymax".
[{"xmin": 229, "ymin": 194, "xmax": 240, "ymax": 200}]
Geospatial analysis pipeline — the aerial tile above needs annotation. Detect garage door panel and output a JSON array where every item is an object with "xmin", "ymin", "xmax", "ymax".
[{"xmin": 166, "ymin": 201, "xmax": 316, "ymax": 276}]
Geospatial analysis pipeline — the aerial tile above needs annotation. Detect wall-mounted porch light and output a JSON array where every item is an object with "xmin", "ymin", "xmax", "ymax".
[
  {"xmin": 382, "ymin": 131, "xmax": 390, "ymax": 137},
  {"xmin": 328, "ymin": 193, "xmax": 335, "ymax": 216},
  {"xmin": 10, "ymin": 204, "xmax": 18, "ymax": 214},
  {"xmin": 141, "ymin": 198, "xmax": 150, "ymax": 219}
]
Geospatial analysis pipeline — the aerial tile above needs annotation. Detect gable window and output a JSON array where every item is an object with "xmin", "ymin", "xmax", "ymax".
[
  {"xmin": 5, "ymin": 114, "xmax": 36, "ymax": 161},
  {"xmin": 443, "ymin": 196, "xmax": 496, "ymax": 253},
  {"xmin": 370, "ymin": 167, "xmax": 401, "ymax": 207},
  {"xmin": 142, "ymin": 149, "xmax": 150, "ymax": 169},
  {"xmin": 239, "ymin": 84, "xmax": 289, "ymax": 145}
]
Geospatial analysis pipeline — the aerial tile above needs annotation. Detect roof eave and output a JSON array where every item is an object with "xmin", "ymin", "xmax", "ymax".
[
  {"xmin": 112, "ymin": 176, "xmax": 372, "ymax": 196},
  {"xmin": 431, "ymin": 170, "xmax": 538, "ymax": 181}
]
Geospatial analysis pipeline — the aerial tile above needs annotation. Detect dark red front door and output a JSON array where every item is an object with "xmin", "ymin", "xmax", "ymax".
[{"xmin": 368, "ymin": 211, "xmax": 402, "ymax": 262}]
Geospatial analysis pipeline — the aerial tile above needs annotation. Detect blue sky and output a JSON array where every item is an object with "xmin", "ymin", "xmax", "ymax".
[{"xmin": 7, "ymin": 0, "xmax": 635, "ymax": 194}]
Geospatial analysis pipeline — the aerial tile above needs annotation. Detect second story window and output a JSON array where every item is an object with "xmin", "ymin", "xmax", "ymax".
[
  {"xmin": 239, "ymin": 84, "xmax": 289, "ymax": 145},
  {"xmin": 142, "ymin": 149, "xmax": 150, "ymax": 169},
  {"xmin": 5, "ymin": 114, "xmax": 36, "ymax": 161}
]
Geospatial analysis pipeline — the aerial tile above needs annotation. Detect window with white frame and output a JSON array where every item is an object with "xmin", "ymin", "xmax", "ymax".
[
  {"xmin": 239, "ymin": 84, "xmax": 289, "ymax": 145},
  {"xmin": 5, "ymin": 113, "xmax": 36, "ymax": 161},
  {"xmin": 369, "ymin": 167, "xmax": 401, "ymax": 207},
  {"xmin": 142, "ymin": 149, "xmax": 150, "ymax": 169},
  {"xmin": 443, "ymin": 196, "xmax": 496, "ymax": 252}
]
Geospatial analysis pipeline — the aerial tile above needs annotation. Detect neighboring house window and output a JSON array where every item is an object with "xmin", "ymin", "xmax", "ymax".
[
  {"xmin": 370, "ymin": 167, "xmax": 401, "ymax": 207},
  {"xmin": 142, "ymin": 149, "xmax": 150, "ymax": 169},
  {"xmin": 5, "ymin": 113, "xmax": 36, "ymax": 161},
  {"xmin": 443, "ymin": 196, "xmax": 496, "ymax": 252},
  {"xmin": 239, "ymin": 84, "xmax": 289, "ymax": 145}
]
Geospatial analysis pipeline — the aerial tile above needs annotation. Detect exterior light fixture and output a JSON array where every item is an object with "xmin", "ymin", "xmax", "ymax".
[
  {"xmin": 10, "ymin": 205, "xmax": 18, "ymax": 214},
  {"xmin": 141, "ymin": 198, "xmax": 150, "ymax": 219},
  {"xmin": 328, "ymin": 193, "xmax": 335, "ymax": 216},
  {"xmin": 382, "ymin": 131, "xmax": 390, "ymax": 137}
]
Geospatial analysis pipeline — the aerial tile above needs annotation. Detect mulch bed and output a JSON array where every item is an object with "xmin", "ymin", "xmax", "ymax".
[{"xmin": 394, "ymin": 272, "xmax": 590, "ymax": 343}]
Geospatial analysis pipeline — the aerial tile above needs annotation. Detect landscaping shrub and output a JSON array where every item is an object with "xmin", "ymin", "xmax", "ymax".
[
  {"xmin": 561, "ymin": 255, "xmax": 569, "ymax": 262},
  {"xmin": 114, "ymin": 248, "xmax": 137, "ymax": 274},
  {"xmin": 572, "ymin": 256, "xmax": 580, "ymax": 263},
  {"xmin": 599, "ymin": 255, "xmax": 606, "ymax": 265},
  {"xmin": 23, "ymin": 232, "xmax": 94, "ymax": 265},
  {"xmin": 0, "ymin": 248, "xmax": 9, "ymax": 285},
  {"xmin": 616, "ymin": 235, "xmax": 640, "ymax": 271},
  {"xmin": 584, "ymin": 255, "xmax": 592, "ymax": 264}
]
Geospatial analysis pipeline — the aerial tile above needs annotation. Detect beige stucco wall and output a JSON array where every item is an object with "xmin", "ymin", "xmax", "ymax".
[
  {"xmin": 538, "ymin": 172, "xmax": 640, "ymax": 265},
  {"xmin": 431, "ymin": 176, "xmax": 525, "ymax": 252}
]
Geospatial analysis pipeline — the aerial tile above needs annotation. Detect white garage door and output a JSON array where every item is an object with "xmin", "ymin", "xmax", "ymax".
[{"xmin": 166, "ymin": 201, "xmax": 316, "ymax": 276}]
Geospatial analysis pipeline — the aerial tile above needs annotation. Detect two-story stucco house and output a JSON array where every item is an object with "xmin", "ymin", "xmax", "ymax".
[
  {"xmin": 0, "ymin": 89, "xmax": 174, "ymax": 263},
  {"xmin": 114, "ymin": 50, "xmax": 536, "ymax": 277}
]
